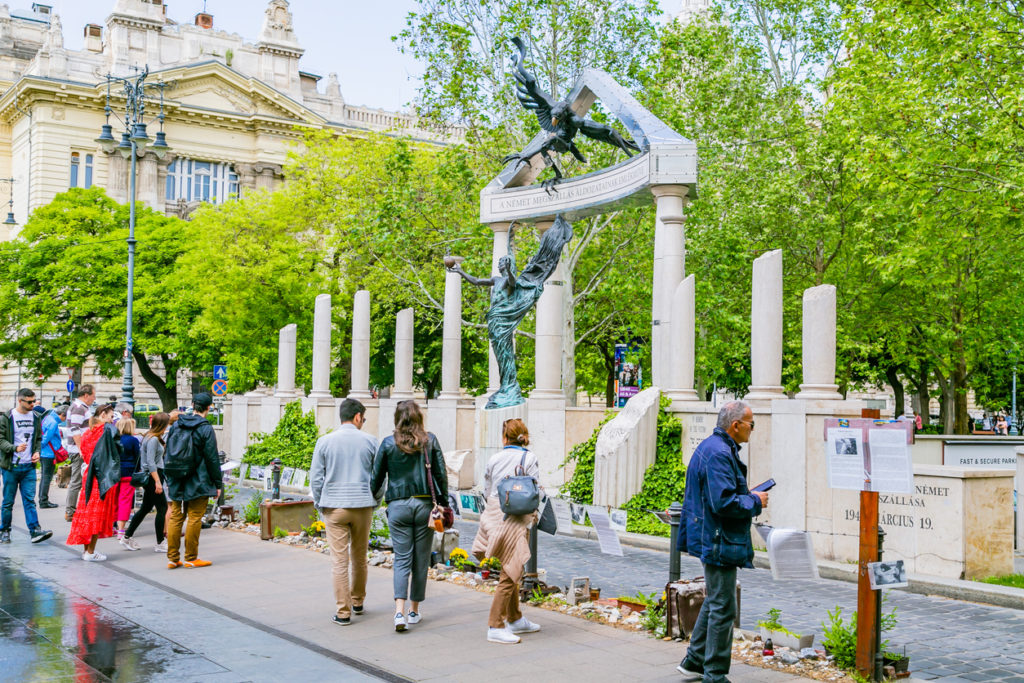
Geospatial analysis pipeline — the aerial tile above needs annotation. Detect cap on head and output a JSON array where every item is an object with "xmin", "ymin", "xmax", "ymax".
[{"xmin": 193, "ymin": 392, "xmax": 213, "ymax": 411}]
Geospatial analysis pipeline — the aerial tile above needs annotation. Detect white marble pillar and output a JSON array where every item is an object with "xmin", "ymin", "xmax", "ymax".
[
  {"xmin": 796, "ymin": 284, "xmax": 842, "ymax": 399},
  {"xmin": 392, "ymin": 307, "xmax": 415, "ymax": 400},
  {"xmin": 349, "ymin": 290, "xmax": 372, "ymax": 400},
  {"xmin": 309, "ymin": 294, "xmax": 332, "ymax": 399},
  {"xmin": 748, "ymin": 249, "xmax": 785, "ymax": 399},
  {"xmin": 488, "ymin": 222, "xmax": 512, "ymax": 392},
  {"xmin": 439, "ymin": 270, "xmax": 462, "ymax": 400},
  {"xmin": 531, "ymin": 219, "xmax": 565, "ymax": 399},
  {"xmin": 651, "ymin": 185, "xmax": 689, "ymax": 387},
  {"xmin": 275, "ymin": 323, "xmax": 297, "ymax": 398},
  {"xmin": 665, "ymin": 275, "xmax": 699, "ymax": 403}
]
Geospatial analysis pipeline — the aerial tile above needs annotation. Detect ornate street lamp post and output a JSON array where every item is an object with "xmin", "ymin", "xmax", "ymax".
[
  {"xmin": 0, "ymin": 177, "xmax": 17, "ymax": 226},
  {"xmin": 95, "ymin": 66, "xmax": 171, "ymax": 406}
]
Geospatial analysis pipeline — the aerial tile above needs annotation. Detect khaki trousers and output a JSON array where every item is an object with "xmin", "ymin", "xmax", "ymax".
[
  {"xmin": 323, "ymin": 507, "xmax": 373, "ymax": 619},
  {"xmin": 488, "ymin": 569, "xmax": 524, "ymax": 628},
  {"xmin": 166, "ymin": 497, "xmax": 208, "ymax": 563}
]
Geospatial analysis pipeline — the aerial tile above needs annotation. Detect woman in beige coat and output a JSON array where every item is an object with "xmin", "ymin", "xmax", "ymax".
[{"xmin": 472, "ymin": 418, "xmax": 541, "ymax": 644}]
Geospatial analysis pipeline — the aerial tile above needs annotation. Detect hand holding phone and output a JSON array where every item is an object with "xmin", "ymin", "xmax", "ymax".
[{"xmin": 752, "ymin": 478, "xmax": 776, "ymax": 492}]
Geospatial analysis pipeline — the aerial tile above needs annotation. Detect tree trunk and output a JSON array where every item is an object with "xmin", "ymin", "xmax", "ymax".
[
  {"xmin": 884, "ymin": 366, "xmax": 905, "ymax": 418},
  {"xmin": 594, "ymin": 342, "xmax": 616, "ymax": 408},
  {"xmin": 561, "ymin": 272, "xmax": 577, "ymax": 406},
  {"xmin": 132, "ymin": 350, "xmax": 178, "ymax": 411},
  {"xmin": 953, "ymin": 357, "xmax": 970, "ymax": 435}
]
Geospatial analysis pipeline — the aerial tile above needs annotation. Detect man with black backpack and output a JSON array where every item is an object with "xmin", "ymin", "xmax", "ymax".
[{"xmin": 164, "ymin": 393, "xmax": 222, "ymax": 569}]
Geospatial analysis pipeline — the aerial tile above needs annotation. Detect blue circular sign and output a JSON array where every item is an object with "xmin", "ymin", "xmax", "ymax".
[{"xmin": 66, "ymin": 380, "xmax": 75, "ymax": 393}]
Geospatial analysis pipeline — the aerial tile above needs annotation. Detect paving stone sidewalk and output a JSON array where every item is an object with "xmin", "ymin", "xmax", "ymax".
[
  {"xmin": 451, "ymin": 520, "xmax": 1024, "ymax": 682},
  {"xmin": 2, "ymin": 487, "xmax": 802, "ymax": 683}
]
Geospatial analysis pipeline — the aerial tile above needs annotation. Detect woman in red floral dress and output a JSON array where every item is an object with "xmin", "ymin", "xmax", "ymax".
[{"xmin": 66, "ymin": 404, "xmax": 119, "ymax": 561}]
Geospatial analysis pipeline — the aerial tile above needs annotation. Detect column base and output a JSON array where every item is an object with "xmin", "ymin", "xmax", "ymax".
[
  {"xmin": 390, "ymin": 391, "xmax": 415, "ymax": 401},
  {"xmin": 307, "ymin": 391, "xmax": 333, "ymax": 400},
  {"xmin": 347, "ymin": 390, "xmax": 373, "ymax": 400},
  {"xmin": 795, "ymin": 384, "xmax": 842, "ymax": 400},
  {"xmin": 664, "ymin": 388, "xmax": 700, "ymax": 403},
  {"xmin": 274, "ymin": 391, "xmax": 299, "ymax": 400},
  {"xmin": 746, "ymin": 386, "xmax": 785, "ymax": 401},
  {"xmin": 437, "ymin": 391, "xmax": 462, "ymax": 400},
  {"xmin": 529, "ymin": 388, "xmax": 565, "ymax": 401}
]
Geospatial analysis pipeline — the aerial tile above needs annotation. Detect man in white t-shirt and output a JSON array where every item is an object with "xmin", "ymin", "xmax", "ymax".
[
  {"xmin": 64, "ymin": 384, "xmax": 96, "ymax": 521},
  {"xmin": 0, "ymin": 388, "xmax": 52, "ymax": 544}
]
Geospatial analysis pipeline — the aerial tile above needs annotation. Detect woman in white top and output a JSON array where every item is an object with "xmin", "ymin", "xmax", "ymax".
[{"xmin": 472, "ymin": 418, "xmax": 542, "ymax": 644}]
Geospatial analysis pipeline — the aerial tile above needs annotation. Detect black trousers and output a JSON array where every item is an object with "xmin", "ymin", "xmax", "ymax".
[
  {"xmin": 125, "ymin": 473, "xmax": 167, "ymax": 543},
  {"xmin": 37, "ymin": 458, "xmax": 55, "ymax": 505}
]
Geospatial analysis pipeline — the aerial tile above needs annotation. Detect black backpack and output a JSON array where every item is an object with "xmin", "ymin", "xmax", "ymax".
[{"xmin": 163, "ymin": 424, "xmax": 199, "ymax": 480}]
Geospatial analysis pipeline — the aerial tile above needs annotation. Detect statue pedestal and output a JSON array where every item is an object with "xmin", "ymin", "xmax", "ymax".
[{"xmin": 474, "ymin": 399, "xmax": 527, "ymax": 488}]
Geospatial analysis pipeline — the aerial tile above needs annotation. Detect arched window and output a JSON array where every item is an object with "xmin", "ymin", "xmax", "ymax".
[{"xmin": 165, "ymin": 158, "xmax": 239, "ymax": 204}]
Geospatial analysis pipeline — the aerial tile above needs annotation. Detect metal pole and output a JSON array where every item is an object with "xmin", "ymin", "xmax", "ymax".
[
  {"xmin": 873, "ymin": 528, "xmax": 886, "ymax": 681},
  {"xmin": 668, "ymin": 500, "xmax": 682, "ymax": 583},
  {"xmin": 1011, "ymin": 368, "xmax": 1018, "ymax": 436},
  {"xmin": 121, "ymin": 138, "xmax": 136, "ymax": 406},
  {"xmin": 522, "ymin": 525, "xmax": 539, "ymax": 592}
]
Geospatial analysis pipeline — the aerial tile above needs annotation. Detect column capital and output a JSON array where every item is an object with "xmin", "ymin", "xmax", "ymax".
[
  {"xmin": 651, "ymin": 184, "xmax": 690, "ymax": 200},
  {"xmin": 489, "ymin": 221, "xmax": 512, "ymax": 234}
]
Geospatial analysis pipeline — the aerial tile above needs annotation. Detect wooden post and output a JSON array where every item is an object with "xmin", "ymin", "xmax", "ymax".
[{"xmin": 856, "ymin": 407, "xmax": 881, "ymax": 680}]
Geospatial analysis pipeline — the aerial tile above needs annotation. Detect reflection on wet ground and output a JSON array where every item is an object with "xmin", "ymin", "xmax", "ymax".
[{"xmin": 0, "ymin": 556, "xmax": 226, "ymax": 682}]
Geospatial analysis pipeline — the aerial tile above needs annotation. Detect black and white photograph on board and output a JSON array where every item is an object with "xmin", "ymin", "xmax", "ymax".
[{"xmin": 868, "ymin": 560, "xmax": 908, "ymax": 589}]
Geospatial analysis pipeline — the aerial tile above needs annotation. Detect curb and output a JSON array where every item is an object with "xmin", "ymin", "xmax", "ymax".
[{"xmin": 460, "ymin": 511, "xmax": 1024, "ymax": 610}]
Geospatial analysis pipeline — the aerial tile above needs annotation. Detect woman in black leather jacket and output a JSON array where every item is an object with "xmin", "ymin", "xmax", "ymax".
[{"xmin": 371, "ymin": 400, "xmax": 448, "ymax": 632}]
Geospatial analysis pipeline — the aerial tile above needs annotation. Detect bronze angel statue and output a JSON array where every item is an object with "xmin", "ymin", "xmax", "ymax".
[{"xmin": 503, "ymin": 36, "xmax": 641, "ymax": 193}]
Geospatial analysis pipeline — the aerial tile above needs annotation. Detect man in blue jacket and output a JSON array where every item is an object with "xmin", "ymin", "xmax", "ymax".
[{"xmin": 678, "ymin": 401, "xmax": 768, "ymax": 682}]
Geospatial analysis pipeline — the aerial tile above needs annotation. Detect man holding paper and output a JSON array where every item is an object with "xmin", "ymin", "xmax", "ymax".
[{"xmin": 677, "ymin": 401, "xmax": 767, "ymax": 683}]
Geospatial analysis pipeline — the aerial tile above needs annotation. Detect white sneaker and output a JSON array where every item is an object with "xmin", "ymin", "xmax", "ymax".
[
  {"xmin": 82, "ymin": 552, "xmax": 107, "ymax": 562},
  {"xmin": 508, "ymin": 616, "xmax": 541, "ymax": 634},
  {"xmin": 487, "ymin": 627, "xmax": 521, "ymax": 644},
  {"xmin": 406, "ymin": 611, "xmax": 421, "ymax": 625},
  {"xmin": 394, "ymin": 613, "xmax": 407, "ymax": 632},
  {"xmin": 154, "ymin": 540, "xmax": 168, "ymax": 553},
  {"xmin": 120, "ymin": 536, "xmax": 140, "ymax": 551}
]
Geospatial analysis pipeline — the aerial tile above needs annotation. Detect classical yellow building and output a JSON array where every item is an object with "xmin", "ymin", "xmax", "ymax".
[{"xmin": 0, "ymin": 0, "xmax": 434, "ymax": 406}]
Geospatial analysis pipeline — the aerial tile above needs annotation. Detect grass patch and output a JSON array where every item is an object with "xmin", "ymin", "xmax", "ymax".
[{"xmin": 981, "ymin": 574, "xmax": 1024, "ymax": 589}]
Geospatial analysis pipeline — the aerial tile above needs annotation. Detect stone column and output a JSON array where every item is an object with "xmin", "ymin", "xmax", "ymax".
[
  {"xmin": 275, "ymin": 323, "xmax": 297, "ymax": 398},
  {"xmin": 392, "ymin": 307, "xmax": 415, "ymax": 400},
  {"xmin": 651, "ymin": 185, "xmax": 689, "ymax": 386},
  {"xmin": 106, "ymin": 152, "xmax": 128, "ymax": 204},
  {"xmin": 748, "ymin": 249, "xmax": 785, "ymax": 399},
  {"xmin": 665, "ymin": 275, "xmax": 699, "ymax": 403},
  {"xmin": 531, "ymin": 219, "xmax": 564, "ymax": 399},
  {"xmin": 487, "ymin": 222, "xmax": 511, "ymax": 392},
  {"xmin": 349, "ymin": 290, "xmax": 372, "ymax": 400},
  {"xmin": 439, "ymin": 270, "xmax": 462, "ymax": 400},
  {"xmin": 309, "ymin": 294, "xmax": 332, "ymax": 399},
  {"xmin": 137, "ymin": 151, "xmax": 159, "ymax": 209},
  {"xmin": 796, "ymin": 284, "xmax": 842, "ymax": 399}
]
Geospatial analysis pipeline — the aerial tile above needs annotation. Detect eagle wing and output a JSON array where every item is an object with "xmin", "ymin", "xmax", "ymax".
[{"xmin": 510, "ymin": 37, "xmax": 559, "ymax": 133}]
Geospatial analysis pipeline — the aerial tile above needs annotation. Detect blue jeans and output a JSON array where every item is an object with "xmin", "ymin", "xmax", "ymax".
[
  {"xmin": 682, "ymin": 564, "xmax": 737, "ymax": 683},
  {"xmin": 2, "ymin": 464, "xmax": 40, "ymax": 532}
]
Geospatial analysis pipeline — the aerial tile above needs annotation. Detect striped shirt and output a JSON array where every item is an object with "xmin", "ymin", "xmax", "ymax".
[{"xmin": 66, "ymin": 398, "xmax": 91, "ymax": 454}]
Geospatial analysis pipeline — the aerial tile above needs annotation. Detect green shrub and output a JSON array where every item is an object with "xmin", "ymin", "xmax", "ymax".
[
  {"xmin": 273, "ymin": 526, "xmax": 288, "ymax": 539},
  {"xmin": 242, "ymin": 492, "xmax": 264, "ymax": 524},
  {"xmin": 243, "ymin": 401, "xmax": 321, "ymax": 469},
  {"xmin": 821, "ymin": 604, "xmax": 898, "ymax": 671},
  {"xmin": 622, "ymin": 397, "xmax": 685, "ymax": 537},
  {"xmin": 982, "ymin": 573, "xmax": 1024, "ymax": 589}
]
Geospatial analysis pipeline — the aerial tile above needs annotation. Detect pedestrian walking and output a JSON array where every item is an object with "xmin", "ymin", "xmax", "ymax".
[
  {"xmin": 65, "ymin": 384, "xmax": 96, "ymax": 522},
  {"xmin": 164, "ymin": 393, "xmax": 222, "ymax": 569},
  {"xmin": 38, "ymin": 404, "xmax": 67, "ymax": 509},
  {"xmin": 371, "ymin": 400, "xmax": 449, "ymax": 632},
  {"xmin": 310, "ymin": 398, "xmax": 382, "ymax": 626},
  {"xmin": 66, "ymin": 404, "xmax": 120, "ymax": 561},
  {"xmin": 677, "ymin": 401, "xmax": 768, "ymax": 683},
  {"xmin": 123, "ymin": 413, "xmax": 170, "ymax": 553},
  {"xmin": 115, "ymin": 417, "xmax": 141, "ymax": 550},
  {"xmin": 0, "ymin": 389, "xmax": 53, "ymax": 544},
  {"xmin": 473, "ymin": 418, "xmax": 541, "ymax": 644}
]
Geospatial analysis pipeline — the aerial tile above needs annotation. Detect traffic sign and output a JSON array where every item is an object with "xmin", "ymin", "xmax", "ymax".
[
  {"xmin": 213, "ymin": 365, "xmax": 227, "ymax": 380},
  {"xmin": 66, "ymin": 380, "xmax": 75, "ymax": 393},
  {"xmin": 211, "ymin": 379, "xmax": 227, "ymax": 397}
]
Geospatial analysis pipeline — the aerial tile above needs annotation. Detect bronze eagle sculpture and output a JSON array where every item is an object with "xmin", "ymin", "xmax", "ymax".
[{"xmin": 503, "ymin": 36, "xmax": 642, "ymax": 194}]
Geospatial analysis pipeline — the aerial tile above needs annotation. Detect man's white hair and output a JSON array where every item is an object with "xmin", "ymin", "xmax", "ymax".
[{"xmin": 717, "ymin": 401, "xmax": 750, "ymax": 430}]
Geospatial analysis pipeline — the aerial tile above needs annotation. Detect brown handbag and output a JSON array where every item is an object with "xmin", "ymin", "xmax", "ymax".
[{"xmin": 424, "ymin": 448, "xmax": 454, "ymax": 531}]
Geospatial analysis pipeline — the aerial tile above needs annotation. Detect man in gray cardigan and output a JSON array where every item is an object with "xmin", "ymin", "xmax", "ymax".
[{"xmin": 310, "ymin": 398, "xmax": 382, "ymax": 625}]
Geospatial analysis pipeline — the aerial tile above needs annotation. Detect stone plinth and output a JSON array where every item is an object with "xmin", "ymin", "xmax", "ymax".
[
  {"xmin": 439, "ymin": 270, "xmax": 462, "ymax": 400},
  {"xmin": 475, "ymin": 402, "xmax": 528, "ymax": 488},
  {"xmin": 593, "ymin": 387, "xmax": 661, "ymax": 507},
  {"xmin": 392, "ymin": 308, "xmax": 415, "ymax": 400},
  {"xmin": 796, "ymin": 284, "xmax": 842, "ymax": 400},
  {"xmin": 527, "ymin": 395, "xmax": 567, "ymax": 490},
  {"xmin": 665, "ymin": 275, "xmax": 698, "ymax": 405},
  {"xmin": 349, "ymin": 290, "xmax": 372, "ymax": 400},
  {"xmin": 748, "ymin": 249, "xmax": 784, "ymax": 400},
  {"xmin": 275, "ymin": 323, "xmax": 297, "ymax": 398},
  {"xmin": 428, "ymin": 397, "xmax": 459, "ymax": 455},
  {"xmin": 309, "ymin": 294, "xmax": 332, "ymax": 399}
]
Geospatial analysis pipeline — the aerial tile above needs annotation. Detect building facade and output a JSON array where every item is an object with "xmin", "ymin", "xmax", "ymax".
[{"xmin": 0, "ymin": 0, "xmax": 437, "ymax": 407}]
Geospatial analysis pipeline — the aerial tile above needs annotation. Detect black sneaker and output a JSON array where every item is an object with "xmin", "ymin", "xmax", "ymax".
[
  {"xmin": 677, "ymin": 660, "xmax": 704, "ymax": 678},
  {"xmin": 30, "ymin": 528, "xmax": 53, "ymax": 544},
  {"xmin": 0, "ymin": 530, "xmax": 10, "ymax": 544},
  {"xmin": 332, "ymin": 616, "xmax": 351, "ymax": 626},
  {"xmin": 352, "ymin": 605, "xmax": 364, "ymax": 615},
  {"xmin": 39, "ymin": 502, "xmax": 58, "ymax": 509}
]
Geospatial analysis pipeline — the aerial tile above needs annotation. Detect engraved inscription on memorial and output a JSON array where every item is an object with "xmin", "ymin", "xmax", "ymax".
[{"xmin": 842, "ymin": 484, "xmax": 949, "ymax": 531}]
